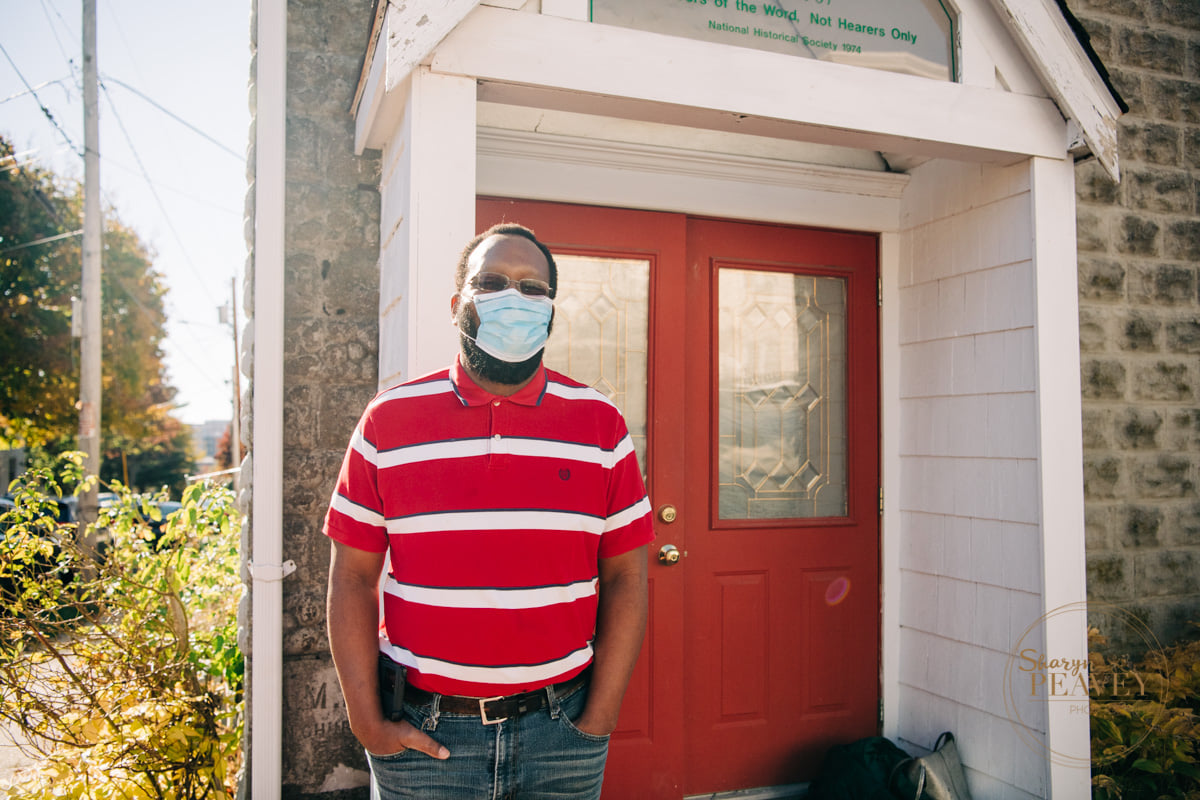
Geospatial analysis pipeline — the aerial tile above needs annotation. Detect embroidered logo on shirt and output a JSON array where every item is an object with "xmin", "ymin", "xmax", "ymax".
[{"xmin": 559, "ymin": 468, "xmax": 571, "ymax": 481}]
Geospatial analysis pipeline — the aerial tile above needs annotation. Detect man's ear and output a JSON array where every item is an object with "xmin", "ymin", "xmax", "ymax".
[{"xmin": 450, "ymin": 293, "xmax": 460, "ymax": 324}]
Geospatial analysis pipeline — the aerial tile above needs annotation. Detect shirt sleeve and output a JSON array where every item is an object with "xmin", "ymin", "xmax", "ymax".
[
  {"xmin": 598, "ymin": 413, "xmax": 655, "ymax": 559},
  {"xmin": 323, "ymin": 412, "xmax": 389, "ymax": 553}
]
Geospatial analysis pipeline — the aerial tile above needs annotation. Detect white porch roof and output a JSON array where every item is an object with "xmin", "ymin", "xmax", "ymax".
[{"xmin": 351, "ymin": 0, "xmax": 1124, "ymax": 179}]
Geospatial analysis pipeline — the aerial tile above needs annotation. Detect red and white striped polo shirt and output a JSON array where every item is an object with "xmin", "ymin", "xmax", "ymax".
[{"xmin": 323, "ymin": 357, "xmax": 654, "ymax": 697}]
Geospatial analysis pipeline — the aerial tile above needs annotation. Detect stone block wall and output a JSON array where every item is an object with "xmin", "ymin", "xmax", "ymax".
[
  {"xmin": 1067, "ymin": 0, "xmax": 1200, "ymax": 649},
  {"xmin": 277, "ymin": 0, "xmax": 381, "ymax": 796}
]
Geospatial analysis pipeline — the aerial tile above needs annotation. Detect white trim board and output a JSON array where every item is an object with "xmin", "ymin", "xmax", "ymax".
[
  {"xmin": 879, "ymin": 229, "xmax": 904, "ymax": 746},
  {"xmin": 477, "ymin": 127, "xmax": 909, "ymax": 233},
  {"xmin": 435, "ymin": 8, "xmax": 1066, "ymax": 167},
  {"xmin": 1030, "ymin": 154, "xmax": 1091, "ymax": 795}
]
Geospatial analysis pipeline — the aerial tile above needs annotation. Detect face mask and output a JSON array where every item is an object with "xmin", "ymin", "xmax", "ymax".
[{"xmin": 462, "ymin": 287, "xmax": 553, "ymax": 363}]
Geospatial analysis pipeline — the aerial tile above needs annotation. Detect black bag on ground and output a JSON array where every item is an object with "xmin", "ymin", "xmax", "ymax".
[{"xmin": 806, "ymin": 736, "xmax": 921, "ymax": 800}]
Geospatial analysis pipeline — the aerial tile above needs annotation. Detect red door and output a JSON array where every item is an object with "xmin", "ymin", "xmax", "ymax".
[{"xmin": 476, "ymin": 199, "xmax": 880, "ymax": 798}]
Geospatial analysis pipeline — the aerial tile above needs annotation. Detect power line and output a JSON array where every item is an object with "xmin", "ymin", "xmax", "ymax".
[
  {"xmin": 39, "ymin": 0, "xmax": 78, "ymax": 79},
  {"xmin": 101, "ymin": 156, "xmax": 241, "ymax": 215},
  {"xmin": 29, "ymin": 2, "xmax": 240, "ymax": 162},
  {"xmin": 1, "ymin": 149, "xmax": 46, "ymax": 173},
  {"xmin": 101, "ymin": 1, "xmax": 150, "ymax": 97},
  {"xmin": 101, "ymin": 76, "xmax": 242, "ymax": 161},
  {"xmin": 0, "ymin": 41, "xmax": 81, "ymax": 156},
  {"xmin": 0, "ymin": 76, "xmax": 73, "ymax": 106},
  {"xmin": 174, "ymin": 317, "xmax": 230, "ymax": 331},
  {"xmin": 99, "ymin": 79, "xmax": 220, "ymax": 306},
  {"xmin": 162, "ymin": 322, "xmax": 237, "ymax": 394},
  {"xmin": 109, "ymin": 266, "xmax": 234, "ymax": 398},
  {"xmin": 103, "ymin": 273, "xmax": 231, "ymax": 397},
  {"xmin": 39, "ymin": 0, "xmax": 77, "ymax": 45},
  {"xmin": 0, "ymin": 229, "xmax": 83, "ymax": 255}
]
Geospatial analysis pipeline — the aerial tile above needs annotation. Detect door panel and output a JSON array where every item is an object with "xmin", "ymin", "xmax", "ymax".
[
  {"xmin": 684, "ymin": 219, "xmax": 879, "ymax": 794},
  {"xmin": 477, "ymin": 198, "xmax": 689, "ymax": 797},
  {"xmin": 475, "ymin": 200, "xmax": 879, "ymax": 798}
]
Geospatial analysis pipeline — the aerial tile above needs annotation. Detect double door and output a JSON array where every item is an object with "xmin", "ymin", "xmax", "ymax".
[{"xmin": 477, "ymin": 198, "xmax": 880, "ymax": 798}]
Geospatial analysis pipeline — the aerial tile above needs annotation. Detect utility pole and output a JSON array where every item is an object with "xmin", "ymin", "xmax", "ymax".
[{"xmin": 78, "ymin": 0, "xmax": 102, "ymax": 523}]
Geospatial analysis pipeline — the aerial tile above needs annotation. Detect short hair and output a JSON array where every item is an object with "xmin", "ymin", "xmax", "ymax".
[{"xmin": 455, "ymin": 223, "xmax": 558, "ymax": 295}]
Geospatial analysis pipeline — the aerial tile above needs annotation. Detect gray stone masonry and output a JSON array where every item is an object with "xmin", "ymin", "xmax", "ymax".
[
  {"xmin": 1069, "ymin": 0, "xmax": 1200, "ymax": 653},
  {"xmin": 241, "ymin": 6, "xmax": 257, "ymax": 799},
  {"xmin": 274, "ymin": 0, "xmax": 381, "ymax": 796}
]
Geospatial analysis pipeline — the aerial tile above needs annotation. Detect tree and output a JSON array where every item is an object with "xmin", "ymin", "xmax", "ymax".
[
  {"xmin": 215, "ymin": 423, "xmax": 233, "ymax": 470},
  {"xmin": 102, "ymin": 417, "xmax": 196, "ymax": 498},
  {"xmin": 0, "ymin": 141, "xmax": 76, "ymax": 444},
  {"xmin": 0, "ymin": 136, "xmax": 193, "ymax": 490}
]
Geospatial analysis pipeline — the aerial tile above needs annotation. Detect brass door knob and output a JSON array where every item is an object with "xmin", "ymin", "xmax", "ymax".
[
  {"xmin": 658, "ymin": 544, "xmax": 681, "ymax": 565},
  {"xmin": 658, "ymin": 505, "xmax": 678, "ymax": 523}
]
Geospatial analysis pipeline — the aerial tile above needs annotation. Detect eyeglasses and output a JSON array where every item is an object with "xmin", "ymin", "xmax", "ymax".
[{"xmin": 467, "ymin": 271, "xmax": 555, "ymax": 299}]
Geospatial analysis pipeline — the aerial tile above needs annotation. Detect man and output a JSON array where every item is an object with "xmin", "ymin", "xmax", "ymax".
[{"xmin": 325, "ymin": 223, "xmax": 654, "ymax": 800}]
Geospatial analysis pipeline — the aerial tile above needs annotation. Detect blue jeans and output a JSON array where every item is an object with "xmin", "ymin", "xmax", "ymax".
[{"xmin": 367, "ymin": 679, "xmax": 610, "ymax": 800}]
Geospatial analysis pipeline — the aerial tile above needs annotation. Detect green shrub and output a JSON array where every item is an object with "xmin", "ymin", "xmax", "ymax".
[
  {"xmin": 0, "ymin": 452, "xmax": 243, "ymax": 799},
  {"xmin": 1091, "ymin": 625, "xmax": 1200, "ymax": 800}
]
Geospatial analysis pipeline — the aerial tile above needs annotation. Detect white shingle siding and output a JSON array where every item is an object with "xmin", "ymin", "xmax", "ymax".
[{"xmin": 896, "ymin": 157, "xmax": 1049, "ymax": 797}]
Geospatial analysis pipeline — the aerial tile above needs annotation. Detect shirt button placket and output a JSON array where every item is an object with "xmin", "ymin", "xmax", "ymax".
[{"xmin": 488, "ymin": 399, "xmax": 503, "ymax": 466}]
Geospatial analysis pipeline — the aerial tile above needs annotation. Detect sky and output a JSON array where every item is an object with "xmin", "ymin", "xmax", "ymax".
[{"xmin": 2, "ymin": 0, "xmax": 253, "ymax": 427}]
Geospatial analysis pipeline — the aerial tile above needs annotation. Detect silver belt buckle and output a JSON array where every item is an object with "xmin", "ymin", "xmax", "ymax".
[{"xmin": 479, "ymin": 696, "xmax": 508, "ymax": 725}]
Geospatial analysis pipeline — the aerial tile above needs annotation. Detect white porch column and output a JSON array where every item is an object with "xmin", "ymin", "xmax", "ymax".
[
  {"xmin": 1030, "ymin": 155, "xmax": 1090, "ymax": 797},
  {"xmin": 377, "ymin": 67, "xmax": 477, "ymax": 387},
  {"xmin": 250, "ymin": 0, "xmax": 286, "ymax": 795}
]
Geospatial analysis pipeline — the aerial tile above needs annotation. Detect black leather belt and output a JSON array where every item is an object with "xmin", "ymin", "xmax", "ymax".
[{"xmin": 404, "ymin": 668, "xmax": 590, "ymax": 725}]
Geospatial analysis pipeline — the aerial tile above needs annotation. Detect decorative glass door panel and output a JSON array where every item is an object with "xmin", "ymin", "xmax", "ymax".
[
  {"xmin": 542, "ymin": 254, "xmax": 650, "ymax": 472},
  {"xmin": 685, "ymin": 217, "xmax": 878, "ymax": 795},
  {"xmin": 717, "ymin": 268, "xmax": 848, "ymax": 520}
]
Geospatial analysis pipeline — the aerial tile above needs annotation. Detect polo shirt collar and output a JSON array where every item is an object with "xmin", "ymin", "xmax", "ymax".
[{"xmin": 450, "ymin": 355, "xmax": 548, "ymax": 407}]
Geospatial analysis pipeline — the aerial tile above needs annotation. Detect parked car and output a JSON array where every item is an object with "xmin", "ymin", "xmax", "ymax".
[
  {"xmin": 144, "ymin": 500, "xmax": 183, "ymax": 540},
  {"xmin": 0, "ymin": 494, "xmax": 82, "ymax": 604},
  {"xmin": 0, "ymin": 493, "xmax": 78, "ymax": 526},
  {"xmin": 98, "ymin": 494, "xmax": 184, "ymax": 544}
]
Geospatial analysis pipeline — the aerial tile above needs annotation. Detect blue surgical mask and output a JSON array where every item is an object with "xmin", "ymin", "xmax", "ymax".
[{"xmin": 462, "ymin": 288, "xmax": 553, "ymax": 363}]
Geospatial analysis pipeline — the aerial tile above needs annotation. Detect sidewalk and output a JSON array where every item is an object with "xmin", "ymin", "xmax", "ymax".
[{"xmin": 0, "ymin": 723, "xmax": 39, "ymax": 788}]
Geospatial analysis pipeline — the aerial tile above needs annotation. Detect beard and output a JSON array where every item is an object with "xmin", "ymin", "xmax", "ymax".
[{"xmin": 456, "ymin": 301, "xmax": 545, "ymax": 386}]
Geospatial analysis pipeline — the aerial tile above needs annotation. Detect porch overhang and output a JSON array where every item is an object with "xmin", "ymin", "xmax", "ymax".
[
  {"xmin": 352, "ymin": 0, "xmax": 1123, "ymax": 179},
  {"xmin": 989, "ymin": 0, "xmax": 1124, "ymax": 180}
]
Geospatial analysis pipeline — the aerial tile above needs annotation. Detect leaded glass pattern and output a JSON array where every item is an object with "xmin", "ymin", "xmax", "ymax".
[
  {"xmin": 543, "ymin": 254, "xmax": 650, "ymax": 473},
  {"xmin": 718, "ymin": 268, "xmax": 848, "ymax": 519}
]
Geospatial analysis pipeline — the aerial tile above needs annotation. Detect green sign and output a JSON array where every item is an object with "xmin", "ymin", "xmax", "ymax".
[{"xmin": 591, "ymin": 0, "xmax": 956, "ymax": 82}]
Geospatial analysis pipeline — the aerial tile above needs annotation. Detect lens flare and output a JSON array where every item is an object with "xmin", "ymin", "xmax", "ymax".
[{"xmin": 825, "ymin": 577, "xmax": 851, "ymax": 606}]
